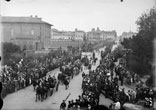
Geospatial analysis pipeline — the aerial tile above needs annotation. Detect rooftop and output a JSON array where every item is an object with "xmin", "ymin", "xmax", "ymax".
[{"xmin": 1, "ymin": 16, "xmax": 53, "ymax": 26}]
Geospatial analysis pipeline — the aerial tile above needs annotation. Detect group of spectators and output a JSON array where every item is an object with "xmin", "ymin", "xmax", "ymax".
[
  {"xmin": 1, "ymin": 49, "xmax": 81, "ymax": 99},
  {"xmin": 31, "ymin": 53, "xmax": 82, "ymax": 102},
  {"xmin": 60, "ymin": 50, "xmax": 109, "ymax": 110},
  {"xmin": 61, "ymin": 44, "xmax": 155, "ymax": 110},
  {"xmin": 115, "ymin": 58, "xmax": 155, "ymax": 107},
  {"xmin": 63, "ymin": 91, "xmax": 98, "ymax": 110}
]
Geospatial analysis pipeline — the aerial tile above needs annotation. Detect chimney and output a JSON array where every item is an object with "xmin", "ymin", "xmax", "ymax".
[
  {"xmin": 30, "ymin": 15, "xmax": 33, "ymax": 17},
  {"xmin": 97, "ymin": 27, "xmax": 100, "ymax": 31},
  {"xmin": 92, "ymin": 28, "xmax": 95, "ymax": 32},
  {"xmin": 75, "ymin": 28, "xmax": 78, "ymax": 32},
  {"xmin": 35, "ymin": 15, "xmax": 38, "ymax": 18}
]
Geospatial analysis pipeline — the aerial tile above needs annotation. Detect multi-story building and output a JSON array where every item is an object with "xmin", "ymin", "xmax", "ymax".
[
  {"xmin": 51, "ymin": 29, "xmax": 74, "ymax": 41},
  {"xmin": 74, "ymin": 28, "xmax": 85, "ymax": 41},
  {"xmin": 87, "ymin": 28, "xmax": 101, "ymax": 42},
  {"xmin": 51, "ymin": 28, "xmax": 84, "ymax": 50},
  {"xmin": 87, "ymin": 27, "xmax": 117, "ymax": 42},
  {"xmin": 51, "ymin": 28, "xmax": 85, "ymax": 41},
  {"xmin": 101, "ymin": 30, "xmax": 117, "ymax": 40},
  {"xmin": 1, "ymin": 15, "xmax": 53, "ymax": 51}
]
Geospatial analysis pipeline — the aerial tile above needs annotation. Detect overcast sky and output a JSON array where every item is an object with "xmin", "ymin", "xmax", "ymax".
[{"xmin": 0, "ymin": 0, "xmax": 155, "ymax": 36}]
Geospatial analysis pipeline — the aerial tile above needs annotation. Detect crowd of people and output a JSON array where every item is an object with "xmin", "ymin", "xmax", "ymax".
[
  {"xmin": 34, "ymin": 58, "xmax": 82, "ymax": 102},
  {"xmin": 1, "ymin": 43, "xmax": 155, "ymax": 109},
  {"xmin": 61, "ymin": 45, "xmax": 155, "ymax": 110},
  {"xmin": 1, "ymin": 49, "xmax": 81, "ymax": 99}
]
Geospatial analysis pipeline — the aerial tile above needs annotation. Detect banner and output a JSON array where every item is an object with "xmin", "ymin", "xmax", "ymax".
[{"xmin": 81, "ymin": 52, "xmax": 93, "ymax": 59}]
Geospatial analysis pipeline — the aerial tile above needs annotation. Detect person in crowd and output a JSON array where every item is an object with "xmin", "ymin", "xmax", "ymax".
[
  {"xmin": 1, "ymin": 49, "xmax": 81, "ymax": 99},
  {"xmin": 60, "ymin": 100, "xmax": 66, "ymax": 110},
  {"xmin": 67, "ymin": 101, "xmax": 72, "ymax": 110}
]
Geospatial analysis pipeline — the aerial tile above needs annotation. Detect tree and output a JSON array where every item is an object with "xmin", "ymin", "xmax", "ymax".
[
  {"xmin": 2, "ymin": 42, "xmax": 21, "ymax": 66},
  {"xmin": 136, "ymin": 8, "xmax": 156, "ymax": 33},
  {"xmin": 121, "ymin": 8, "xmax": 156, "ymax": 75}
]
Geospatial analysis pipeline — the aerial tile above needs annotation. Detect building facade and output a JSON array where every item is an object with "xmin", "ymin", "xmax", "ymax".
[
  {"xmin": 74, "ymin": 28, "xmax": 85, "ymax": 41},
  {"xmin": 1, "ymin": 16, "xmax": 53, "ymax": 51},
  {"xmin": 51, "ymin": 29, "xmax": 74, "ymax": 41},
  {"xmin": 87, "ymin": 28, "xmax": 101, "ymax": 42},
  {"xmin": 87, "ymin": 27, "xmax": 117, "ymax": 42},
  {"xmin": 51, "ymin": 28, "xmax": 84, "ymax": 50},
  {"xmin": 51, "ymin": 28, "xmax": 85, "ymax": 41}
]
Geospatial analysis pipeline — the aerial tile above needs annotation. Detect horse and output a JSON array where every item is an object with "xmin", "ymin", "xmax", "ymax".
[
  {"xmin": 32, "ymin": 79, "xmax": 38, "ymax": 91},
  {"xmin": 49, "ymin": 81, "xmax": 56, "ymax": 96},
  {"xmin": 36, "ymin": 85, "xmax": 42, "ymax": 102},
  {"xmin": 42, "ymin": 85, "xmax": 49, "ymax": 100},
  {"xmin": 58, "ymin": 73, "xmax": 67, "ymax": 85},
  {"xmin": 64, "ymin": 77, "xmax": 69, "ymax": 90}
]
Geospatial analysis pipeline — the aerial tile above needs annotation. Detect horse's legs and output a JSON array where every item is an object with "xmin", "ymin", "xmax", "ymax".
[
  {"xmin": 34, "ymin": 86, "xmax": 35, "ymax": 91},
  {"xmin": 50, "ymin": 88, "xmax": 53, "ymax": 96},
  {"xmin": 65, "ymin": 85, "xmax": 68, "ymax": 90},
  {"xmin": 45, "ymin": 91, "xmax": 46, "ymax": 99},
  {"xmin": 39, "ymin": 94, "xmax": 40, "ymax": 101},
  {"xmin": 41, "ymin": 93, "xmax": 43, "ymax": 101},
  {"xmin": 43, "ymin": 93, "xmax": 44, "ymax": 101},
  {"xmin": 36, "ymin": 94, "xmax": 37, "ymax": 102},
  {"xmin": 45, "ymin": 92, "xmax": 47, "ymax": 99},
  {"xmin": 55, "ymin": 85, "xmax": 57, "ymax": 92},
  {"xmin": 51, "ymin": 88, "xmax": 53, "ymax": 95}
]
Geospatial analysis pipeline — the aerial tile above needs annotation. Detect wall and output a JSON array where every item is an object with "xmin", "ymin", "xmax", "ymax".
[
  {"xmin": 50, "ymin": 40, "xmax": 83, "ymax": 50},
  {"xmin": 2, "ymin": 22, "xmax": 51, "ymax": 50}
]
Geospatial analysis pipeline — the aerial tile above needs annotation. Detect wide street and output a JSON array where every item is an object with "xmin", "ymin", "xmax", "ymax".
[
  {"xmin": 2, "ymin": 44, "xmax": 155, "ymax": 110},
  {"xmin": 2, "ymin": 46, "xmax": 104, "ymax": 109}
]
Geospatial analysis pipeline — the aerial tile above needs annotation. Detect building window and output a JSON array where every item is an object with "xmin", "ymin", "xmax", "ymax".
[
  {"xmin": 31, "ymin": 29, "xmax": 34, "ymax": 35},
  {"xmin": 11, "ymin": 28, "xmax": 14, "ymax": 37}
]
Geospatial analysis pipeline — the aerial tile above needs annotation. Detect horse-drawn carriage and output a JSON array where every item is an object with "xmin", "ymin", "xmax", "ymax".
[{"xmin": 35, "ymin": 77, "xmax": 57, "ymax": 102}]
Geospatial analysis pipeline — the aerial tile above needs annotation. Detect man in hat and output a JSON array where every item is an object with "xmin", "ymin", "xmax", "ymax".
[{"xmin": 60, "ymin": 100, "xmax": 66, "ymax": 110}]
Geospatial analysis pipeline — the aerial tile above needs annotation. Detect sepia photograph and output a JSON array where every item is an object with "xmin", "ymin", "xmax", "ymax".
[{"xmin": 0, "ymin": 0, "xmax": 156, "ymax": 110}]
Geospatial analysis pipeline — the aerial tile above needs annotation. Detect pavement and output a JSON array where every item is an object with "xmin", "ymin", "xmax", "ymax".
[
  {"xmin": 2, "ymin": 48, "xmax": 102, "ymax": 109},
  {"xmin": 2, "ymin": 44, "xmax": 155, "ymax": 110}
]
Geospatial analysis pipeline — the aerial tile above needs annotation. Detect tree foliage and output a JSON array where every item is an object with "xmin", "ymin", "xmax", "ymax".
[
  {"xmin": 2, "ymin": 42, "xmax": 22, "ymax": 66},
  {"xmin": 121, "ymin": 8, "xmax": 156, "ymax": 75}
]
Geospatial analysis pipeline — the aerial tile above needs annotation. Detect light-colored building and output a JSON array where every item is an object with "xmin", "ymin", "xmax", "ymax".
[
  {"xmin": 74, "ymin": 28, "xmax": 85, "ymax": 41},
  {"xmin": 51, "ymin": 29, "xmax": 83, "ymax": 50},
  {"xmin": 87, "ymin": 27, "xmax": 117, "ymax": 42},
  {"xmin": 87, "ymin": 28, "xmax": 101, "ymax": 42},
  {"xmin": 51, "ymin": 29, "xmax": 74, "ymax": 41},
  {"xmin": 51, "ymin": 28, "xmax": 85, "ymax": 41},
  {"xmin": 1, "ymin": 15, "xmax": 53, "ymax": 50}
]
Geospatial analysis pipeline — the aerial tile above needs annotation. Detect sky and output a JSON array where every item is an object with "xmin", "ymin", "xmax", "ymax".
[{"xmin": 0, "ymin": 0, "xmax": 155, "ymax": 36}]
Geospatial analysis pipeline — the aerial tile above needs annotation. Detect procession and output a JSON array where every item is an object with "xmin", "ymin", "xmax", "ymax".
[
  {"xmin": 1, "ymin": 0, "xmax": 156, "ymax": 110},
  {"xmin": 1, "ymin": 49, "xmax": 81, "ymax": 99},
  {"xmin": 1, "ymin": 42, "xmax": 155, "ymax": 110}
]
